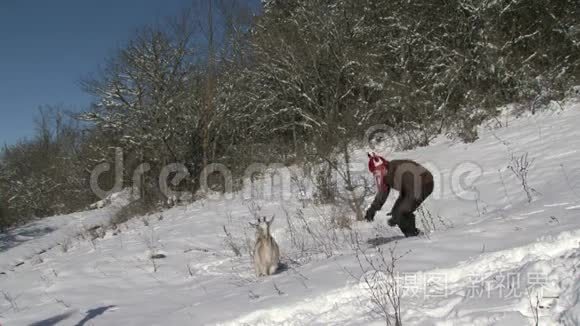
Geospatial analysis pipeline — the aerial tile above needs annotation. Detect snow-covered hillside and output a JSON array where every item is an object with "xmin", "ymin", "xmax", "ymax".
[{"xmin": 1, "ymin": 103, "xmax": 580, "ymax": 326}]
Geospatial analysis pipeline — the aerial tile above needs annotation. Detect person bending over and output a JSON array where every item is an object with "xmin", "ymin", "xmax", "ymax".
[{"xmin": 365, "ymin": 152, "xmax": 434, "ymax": 237}]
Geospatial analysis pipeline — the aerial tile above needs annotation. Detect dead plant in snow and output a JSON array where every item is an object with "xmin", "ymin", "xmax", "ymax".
[
  {"xmin": 354, "ymin": 243, "xmax": 408, "ymax": 326},
  {"xmin": 283, "ymin": 206, "xmax": 360, "ymax": 263},
  {"xmin": 1, "ymin": 290, "xmax": 19, "ymax": 313},
  {"xmin": 527, "ymin": 288, "xmax": 540, "ymax": 326},
  {"xmin": 222, "ymin": 225, "xmax": 242, "ymax": 257},
  {"xmin": 141, "ymin": 227, "xmax": 160, "ymax": 272},
  {"xmin": 222, "ymin": 211, "xmax": 254, "ymax": 257},
  {"xmin": 508, "ymin": 153, "xmax": 536, "ymax": 203}
]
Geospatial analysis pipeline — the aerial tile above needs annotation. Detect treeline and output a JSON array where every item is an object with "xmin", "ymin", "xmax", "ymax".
[{"xmin": 1, "ymin": 0, "xmax": 579, "ymax": 229}]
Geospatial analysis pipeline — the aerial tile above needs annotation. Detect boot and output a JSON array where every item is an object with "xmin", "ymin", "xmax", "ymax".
[
  {"xmin": 398, "ymin": 213, "xmax": 420, "ymax": 237},
  {"xmin": 387, "ymin": 211, "xmax": 398, "ymax": 226}
]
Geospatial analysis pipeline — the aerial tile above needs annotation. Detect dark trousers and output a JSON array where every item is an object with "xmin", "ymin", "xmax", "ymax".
[
  {"xmin": 367, "ymin": 180, "xmax": 434, "ymax": 237},
  {"xmin": 391, "ymin": 181, "xmax": 434, "ymax": 236}
]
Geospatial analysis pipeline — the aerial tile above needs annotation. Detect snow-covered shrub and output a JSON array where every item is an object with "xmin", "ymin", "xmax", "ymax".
[
  {"xmin": 59, "ymin": 237, "xmax": 72, "ymax": 253},
  {"xmin": 221, "ymin": 210, "xmax": 257, "ymax": 258},
  {"xmin": 416, "ymin": 206, "xmax": 453, "ymax": 235},
  {"xmin": 141, "ymin": 227, "xmax": 161, "ymax": 273},
  {"xmin": 283, "ymin": 207, "xmax": 359, "ymax": 262},
  {"xmin": 312, "ymin": 162, "xmax": 338, "ymax": 205},
  {"xmin": 566, "ymin": 85, "xmax": 580, "ymax": 100},
  {"xmin": 1, "ymin": 290, "xmax": 19, "ymax": 313},
  {"xmin": 0, "ymin": 199, "xmax": 10, "ymax": 232},
  {"xmin": 508, "ymin": 153, "xmax": 536, "ymax": 203},
  {"xmin": 355, "ymin": 244, "xmax": 405, "ymax": 326},
  {"xmin": 2, "ymin": 0, "xmax": 579, "ymax": 232},
  {"xmin": 331, "ymin": 211, "xmax": 353, "ymax": 230},
  {"xmin": 0, "ymin": 107, "xmax": 97, "ymax": 228},
  {"xmin": 222, "ymin": 225, "xmax": 243, "ymax": 258},
  {"xmin": 111, "ymin": 199, "xmax": 157, "ymax": 227}
]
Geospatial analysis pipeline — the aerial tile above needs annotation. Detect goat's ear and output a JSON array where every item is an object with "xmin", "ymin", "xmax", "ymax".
[
  {"xmin": 249, "ymin": 221, "xmax": 258, "ymax": 228},
  {"xmin": 267, "ymin": 215, "xmax": 275, "ymax": 225},
  {"xmin": 367, "ymin": 152, "xmax": 372, "ymax": 158}
]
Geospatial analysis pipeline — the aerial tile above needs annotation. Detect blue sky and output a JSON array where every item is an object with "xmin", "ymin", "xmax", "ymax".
[{"xmin": 0, "ymin": 0, "xmax": 259, "ymax": 146}]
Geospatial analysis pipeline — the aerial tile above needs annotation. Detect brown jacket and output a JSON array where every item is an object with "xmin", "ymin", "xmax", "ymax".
[
  {"xmin": 366, "ymin": 159, "xmax": 434, "ymax": 219},
  {"xmin": 385, "ymin": 159, "xmax": 434, "ymax": 199}
]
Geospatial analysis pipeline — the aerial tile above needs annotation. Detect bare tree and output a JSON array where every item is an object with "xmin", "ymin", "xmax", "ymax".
[
  {"xmin": 355, "ymin": 243, "xmax": 406, "ymax": 325},
  {"xmin": 508, "ymin": 153, "xmax": 535, "ymax": 203}
]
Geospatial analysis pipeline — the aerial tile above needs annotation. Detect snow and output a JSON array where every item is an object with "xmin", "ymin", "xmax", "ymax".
[
  {"xmin": 0, "ymin": 190, "xmax": 131, "ymax": 273},
  {"xmin": 1, "ymin": 103, "xmax": 580, "ymax": 325}
]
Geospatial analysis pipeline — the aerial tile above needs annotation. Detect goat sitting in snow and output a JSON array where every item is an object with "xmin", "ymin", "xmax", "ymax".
[{"xmin": 250, "ymin": 216, "xmax": 280, "ymax": 276}]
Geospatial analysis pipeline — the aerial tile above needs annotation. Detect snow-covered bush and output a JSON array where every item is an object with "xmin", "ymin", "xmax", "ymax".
[
  {"xmin": 355, "ymin": 244, "xmax": 405, "ymax": 326},
  {"xmin": 2, "ymin": 0, "xmax": 578, "ymax": 230},
  {"xmin": 508, "ymin": 153, "xmax": 536, "ymax": 203},
  {"xmin": 111, "ymin": 199, "xmax": 157, "ymax": 227}
]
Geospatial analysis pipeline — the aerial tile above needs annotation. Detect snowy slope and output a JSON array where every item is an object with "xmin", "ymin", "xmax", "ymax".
[
  {"xmin": 0, "ymin": 191, "xmax": 130, "ymax": 273},
  {"xmin": 1, "ymin": 103, "xmax": 579, "ymax": 326}
]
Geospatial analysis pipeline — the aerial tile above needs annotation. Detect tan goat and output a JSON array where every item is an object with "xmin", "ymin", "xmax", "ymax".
[{"xmin": 250, "ymin": 216, "xmax": 280, "ymax": 276}]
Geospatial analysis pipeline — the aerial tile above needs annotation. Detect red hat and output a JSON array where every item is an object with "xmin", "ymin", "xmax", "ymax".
[{"xmin": 367, "ymin": 152, "xmax": 388, "ymax": 174}]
